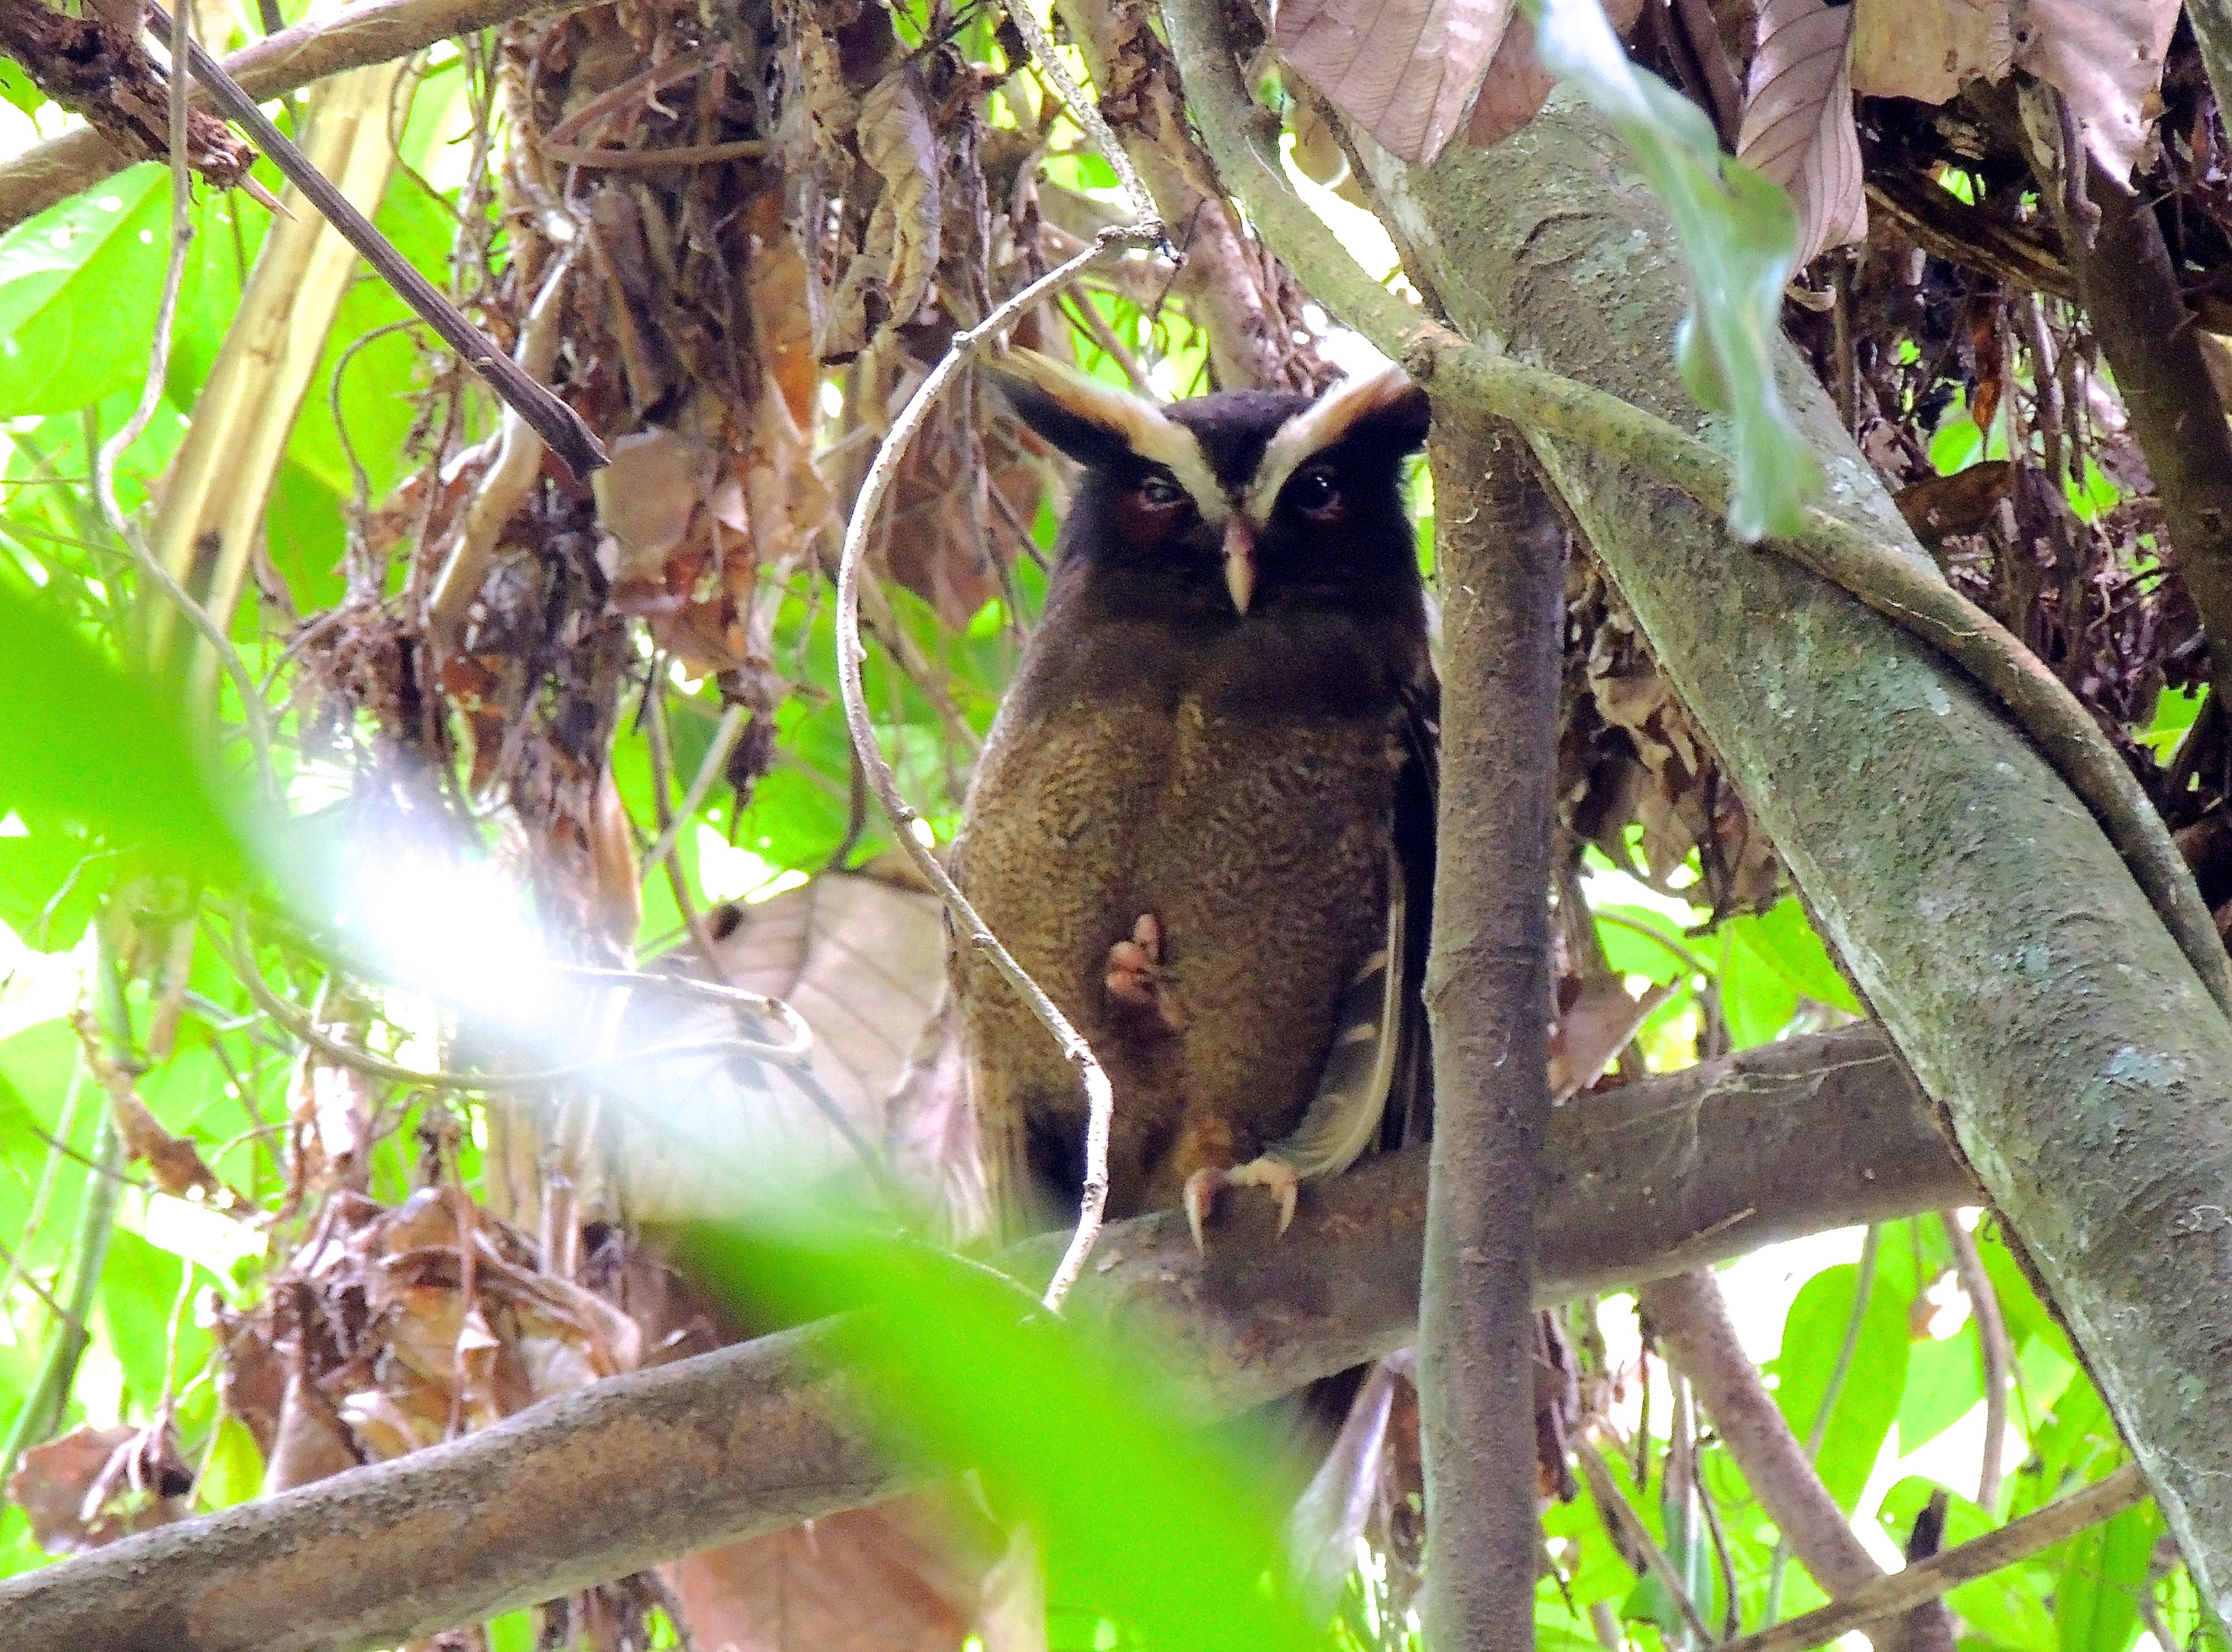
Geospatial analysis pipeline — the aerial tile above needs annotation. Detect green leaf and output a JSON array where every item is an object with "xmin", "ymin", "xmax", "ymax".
[
  {"xmin": 1523, "ymin": 0, "xmax": 1822, "ymax": 541},
  {"xmin": 1898, "ymin": 1323, "xmax": 1986, "ymax": 1455},
  {"xmin": 1771, "ymin": 1260, "xmax": 1909, "ymax": 1509},
  {"xmin": 0, "ymin": 577, "xmax": 250, "ymax": 885},
  {"xmin": 1724, "ymin": 898, "xmax": 1862, "ymax": 1014},
  {"xmin": 100, "ymin": 1226, "xmax": 212, "ymax": 1410},
  {"xmin": 198, "ymin": 1416, "xmax": 264, "ymax": 1511},
  {"xmin": 2054, "ymin": 1498, "xmax": 2157, "ymax": 1652},
  {"xmin": 1879, "ymin": 1477, "xmax": 2056, "ymax": 1649},
  {"xmin": 676, "ymin": 1220, "xmax": 1314, "ymax": 1652},
  {"xmin": 0, "ymin": 166, "xmax": 174, "ymax": 416},
  {"xmin": 1718, "ymin": 928, "xmax": 1799, "ymax": 1048},
  {"xmin": 0, "ymin": 57, "xmax": 44, "ymax": 118}
]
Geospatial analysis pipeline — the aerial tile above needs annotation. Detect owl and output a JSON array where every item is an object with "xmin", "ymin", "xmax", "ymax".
[{"xmin": 952, "ymin": 350, "xmax": 1436, "ymax": 1247}]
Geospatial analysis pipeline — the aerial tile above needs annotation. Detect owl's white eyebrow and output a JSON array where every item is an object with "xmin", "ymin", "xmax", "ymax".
[
  {"xmin": 1244, "ymin": 364, "xmax": 1415, "ymax": 524},
  {"xmin": 992, "ymin": 348, "xmax": 1228, "ymax": 523}
]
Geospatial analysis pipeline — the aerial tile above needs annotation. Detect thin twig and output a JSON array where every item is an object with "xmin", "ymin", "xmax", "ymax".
[
  {"xmin": 143, "ymin": 2, "xmax": 605, "ymax": 480},
  {"xmin": 1941, "ymin": 1209, "xmax": 2011, "ymax": 1510},
  {"xmin": 1578, "ymin": 1441, "xmax": 1721, "ymax": 1648},
  {"xmin": 92, "ymin": 0, "xmax": 277, "ymax": 801},
  {"xmin": 998, "ymin": 0, "xmax": 1156, "ymax": 232},
  {"xmin": 639, "ymin": 701, "xmax": 750, "ymax": 883},
  {"xmin": 538, "ymin": 136, "xmax": 770, "ymax": 167},
  {"xmin": 833, "ymin": 223, "xmax": 1154, "ymax": 1311},
  {"xmin": 1718, "ymin": 1466, "xmax": 2149, "ymax": 1652}
]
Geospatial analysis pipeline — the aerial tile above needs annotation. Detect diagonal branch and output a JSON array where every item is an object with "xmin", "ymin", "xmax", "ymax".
[
  {"xmin": 1716, "ymin": 1466, "xmax": 2148, "ymax": 1652},
  {"xmin": 0, "ymin": 0, "xmax": 570, "ymax": 234},
  {"xmin": 0, "ymin": 1025, "xmax": 1975, "ymax": 1652}
]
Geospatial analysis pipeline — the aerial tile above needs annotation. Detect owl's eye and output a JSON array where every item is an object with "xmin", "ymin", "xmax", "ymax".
[
  {"xmin": 1137, "ymin": 471, "xmax": 1186, "ymax": 509},
  {"xmin": 1289, "ymin": 465, "xmax": 1342, "ymax": 517}
]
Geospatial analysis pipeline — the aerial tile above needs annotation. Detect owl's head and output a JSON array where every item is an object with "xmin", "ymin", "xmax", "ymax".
[{"xmin": 991, "ymin": 350, "xmax": 1430, "ymax": 618}]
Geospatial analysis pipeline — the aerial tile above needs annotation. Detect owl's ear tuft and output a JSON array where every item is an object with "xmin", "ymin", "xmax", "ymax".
[
  {"xmin": 989, "ymin": 349, "xmax": 1229, "ymax": 518},
  {"xmin": 1248, "ymin": 367, "xmax": 1431, "ymax": 521},
  {"xmin": 988, "ymin": 349, "xmax": 1166, "ymax": 470}
]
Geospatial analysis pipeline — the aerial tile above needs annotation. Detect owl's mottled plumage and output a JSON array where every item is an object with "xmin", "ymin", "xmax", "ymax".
[{"xmin": 953, "ymin": 351, "xmax": 1435, "ymax": 1244}]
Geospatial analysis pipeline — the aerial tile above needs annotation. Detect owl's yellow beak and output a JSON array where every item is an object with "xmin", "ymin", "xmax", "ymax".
[{"xmin": 1223, "ymin": 517, "xmax": 1256, "ymax": 614}]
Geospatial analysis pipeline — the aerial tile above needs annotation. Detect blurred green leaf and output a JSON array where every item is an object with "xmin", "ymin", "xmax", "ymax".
[
  {"xmin": 0, "ymin": 57, "xmax": 43, "ymax": 117},
  {"xmin": 100, "ymin": 1226, "xmax": 212, "ymax": 1410},
  {"xmin": 1771, "ymin": 1260, "xmax": 1908, "ymax": 1509},
  {"xmin": 0, "ymin": 577, "xmax": 248, "ymax": 885},
  {"xmin": 1718, "ymin": 931, "xmax": 1799, "ymax": 1048},
  {"xmin": 677, "ymin": 1221, "xmax": 1313, "ymax": 1650},
  {"xmin": 1898, "ymin": 1323, "xmax": 1986, "ymax": 1455},
  {"xmin": 2055, "ymin": 1498, "xmax": 2156, "ymax": 1652},
  {"xmin": 0, "ymin": 166, "xmax": 178, "ymax": 417},
  {"xmin": 1725, "ymin": 898, "xmax": 1861, "ymax": 1014},
  {"xmin": 1881, "ymin": 1477, "xmax": 2055, "ymax": 1648},
  {"xmin": 1524, "ymin": 0, "xmax": 1821, "ymax": 541},
  {"xmin": 197, "ymin": 1415, "xmax": 264, "ymax": 1511}
]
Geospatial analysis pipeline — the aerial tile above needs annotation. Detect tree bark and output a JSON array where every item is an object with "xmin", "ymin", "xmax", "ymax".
[
  {"xmin": 0, "ymin": 1025, "xmax": 1971, "ymax": 1652},
  {"xmin": 1327, "ymin": 89, "xmax": 2232, "ymax": 1605},
  {"xmin": 1419, "ymin": 422, "xmax": 1565, "ymax": 1647}
]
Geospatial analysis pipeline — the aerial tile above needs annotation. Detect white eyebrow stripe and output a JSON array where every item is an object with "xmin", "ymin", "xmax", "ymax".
[
  {"xmin": 993, "ymin": 348, "xmax": 1229, "ymax": 523},
  {"xmin": 1131, "ymin": 419, "xmax": 1230, "ymax": 526},
  {"xmin": 1244, "ymin": 363, "xmax": 1417, "ymax": 524}
]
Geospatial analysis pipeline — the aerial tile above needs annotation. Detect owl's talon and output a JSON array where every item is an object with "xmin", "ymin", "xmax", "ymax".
[
  {"xmin": 1106, "ymin": 914, "xmax": 1186, "ymax": 1031},
  {"xmin": 1181, "ymin": 1157, "xmax": 1301, "ymax": 1251}
]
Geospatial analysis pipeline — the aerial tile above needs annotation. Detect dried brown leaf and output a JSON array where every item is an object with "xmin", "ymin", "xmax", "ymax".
[
  {"xmin": 1548, "ymin": 974, "xmax": 1673, "ymax": 1100},
  {"xmin": 1463, "ymin": 8, "xmax": 1555, "ymax": 148},
  {"xmin": 1737, "ymin": 0, "xmax": 1866, "ymax": 267},
  {"xmin": 2012, "ymin": 0, "xmax": 2179, "ymax": 179},
  {"xmin": 1851, "ymin": 0, "xmax": 2011, "ymax": 104},
  {"xmin": 1276, "ymin": 0, "xmax": 1514, "ymax": 165},
  {"xmin": 612, "ymin": 868, "xmax": 947, "ymax": 1221},
  {"xmin": 8, "ymin": 1425, "xmax": 192, "ymax": 1552},
  {"xmin": 1462, "ymin": 0, "xmax": 1640, "ymax": 149}
]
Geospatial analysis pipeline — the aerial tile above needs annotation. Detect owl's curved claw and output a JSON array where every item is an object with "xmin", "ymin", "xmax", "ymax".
[
  {"xmin": 1107, "ymin": 913, "xmax": 1186, "ymax": 1032},
  {"xmin": 1182, "ymin": 1158, "xmax": 1300, "ymax": 1251}
]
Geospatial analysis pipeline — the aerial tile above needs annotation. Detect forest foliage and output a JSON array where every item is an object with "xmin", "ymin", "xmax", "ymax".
[{"xmin": 0, "ymin": 0, "xmax": 2224, "ymax": 1646}]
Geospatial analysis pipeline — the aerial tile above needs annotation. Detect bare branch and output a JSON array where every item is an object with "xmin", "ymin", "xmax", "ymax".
[
  {"xmin": 831, "ymin": 227, "xmax": 1156, "ymax": 1310},
  {"xmin": 0, "ymin": 0, "xmax": 572, "ymax": 234},
  {"xmin": 145, "ymin": 3, "xmax": 605, "ymax": 480},
  {"xmin": 1418, "ymin": 423, "xmax": 1564, "ymax": 1646},
  {"xmin": 1718, "ymin": 1466, "xmax": 2149, "ymax": 1652},
  {"xmin": 0, "ymin": 1025, "xmax": 1976, "ymax": 1651}
]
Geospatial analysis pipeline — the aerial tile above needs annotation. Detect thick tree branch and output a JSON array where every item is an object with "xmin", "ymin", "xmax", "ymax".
[
  {"xmin": 1419, "ymin": 423, "xmax": 1564, "ymax": 1646},
  {"xmin": 0, "ymin": 0, "xmax": 570, "ymax": 234},
  {"xmin": 1193, "ymin": 28, "xmax": 2232, "ymax": 1602},
  {"xmin": 0, "ymin": 1026, "xmax": 1973, "ymax": 1651}
]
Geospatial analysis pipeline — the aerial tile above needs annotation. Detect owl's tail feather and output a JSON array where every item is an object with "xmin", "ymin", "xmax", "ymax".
[{"xmin": 1261, "ymin": 842, "xmax": 1409, "ymax": 1184}]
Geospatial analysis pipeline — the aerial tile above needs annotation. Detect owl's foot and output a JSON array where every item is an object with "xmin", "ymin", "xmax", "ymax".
[
  {"xmin": 1106, "ymin": 914, "xmax": 1186, "ymax": 1032},
  {"xmin": 1182, "ymin": 1157, "xmax": 1300, "ymax": 1251}
]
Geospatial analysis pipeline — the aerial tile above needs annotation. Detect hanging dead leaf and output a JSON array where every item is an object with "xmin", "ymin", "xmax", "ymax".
[
  {"xmin": 2011, "ymin": 0, "xmax": 2179, "ymax": 180},
  {"xmin": 1463, "ymin": 9, "xmax": 1556, "ymax": 148},
  {"xmin": 1851, "ymin": 0, "xmax": 2011, "ymax": 105},
  {"xmin": 593, "ymin": 427, "xmax": 716, "ymax": 590},
  {"xmin": 826, "ymin": 66, "xmax": 943, "ymax": 359},
  {"xmin": 663, "ymin": 1489, "xmax": 1012, "ymax": 1652},
  {"xmin": 11, "ymin": 1425, "xmax": 193, "ymax": 1551},
  {"xmin": 1737, "ymin": 0, "xmax": 1867, "ymax": 267},
  {"xmin": 1274, "ymin": 0, "xmax": 1514, "ymax": 165},
  {"xmin": 1548, "ymin": 974, "xmax": 1674, "ymax": 1100},
  {"xmin": 1462, "ymin": 0, "xmax": 1641, "ymax": 149},
  {"xmin": 611, "ymin": 866, "xmax": 947, "ymax": 1221}
]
